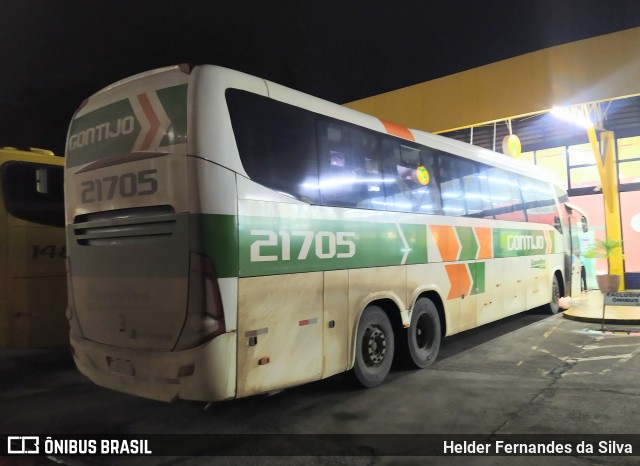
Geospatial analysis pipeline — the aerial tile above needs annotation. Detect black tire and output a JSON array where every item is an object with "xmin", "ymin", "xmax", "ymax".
[
  {"xmin": 407, "ymin": 297, "xmax": 441, "ymax": 368},
  {"xmin": 353, "ymin": 305, "xmax": 395, "ymax": 388},
  {"xmin": 549, "ymin": 274, "xmax": 561, "ymax": 314}
]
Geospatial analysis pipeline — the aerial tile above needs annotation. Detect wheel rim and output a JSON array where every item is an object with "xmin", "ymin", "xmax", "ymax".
[
  {"xmin": 362, "ymin": 325, "xmax": 387, "ymax": 367},
  {"xmin": 415, "ymin": 313, "xmax": 434, "ymax": 351}
]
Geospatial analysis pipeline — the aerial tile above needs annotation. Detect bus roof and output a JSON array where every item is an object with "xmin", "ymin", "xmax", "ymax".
[
  {"xmin": 0, "ymin": 147, "xmax": 63, "ymax": 165},
  {"xmin": 75, "ymin": 63, "xmax": 565, "ymax": 191},
  {"xmin": 258, "ymin": 74, "xmax": 562, "ymax": 190}
]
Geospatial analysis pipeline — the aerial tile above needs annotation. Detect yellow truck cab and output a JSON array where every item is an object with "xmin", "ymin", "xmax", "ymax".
[{"xmin": 0, "ymin": 147, "xmax": 67, "ymax": 348}]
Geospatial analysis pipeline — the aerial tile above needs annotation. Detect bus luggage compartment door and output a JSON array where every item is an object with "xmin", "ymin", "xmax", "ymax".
[{"xmin": 236, "ymin": 273, "xmax": 323, "ymax": 397}]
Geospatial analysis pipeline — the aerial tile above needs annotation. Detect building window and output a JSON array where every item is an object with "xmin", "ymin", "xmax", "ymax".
[
  {"xmin": 568, "ymin": 143, "xmax": 599, "ymax": 189},
  {"xmin": 617, "ymin": 136, "xmax": 640, "ymax": 185},
  {"xmin": 536, "ymin": 147, "xmax": 568, "ymax": 189}
]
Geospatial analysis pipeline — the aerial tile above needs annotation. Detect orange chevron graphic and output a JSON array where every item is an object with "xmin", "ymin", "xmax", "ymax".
[
  {"xmin": 445, "ymin": 263, "xmax": 471, "ymax": 300},
  {"xmin": 137, "ymin": 93, "xmax": 161, "ymax": 151},
  {"xmin": 431, "ymin": 225, "xmax": 460, "ymax": 261},
  {"xmin": 379, "ymin": 119, "xmax": 415, "ymax": 141},
  {"xmin": 474, "ymin": 227, "xmax": 493, "ymax": 259}
]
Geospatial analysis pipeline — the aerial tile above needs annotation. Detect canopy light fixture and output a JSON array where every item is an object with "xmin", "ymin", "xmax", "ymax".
[{"xmin": 551, "ymin": 106, "xmax": 594, "ymax": 129}]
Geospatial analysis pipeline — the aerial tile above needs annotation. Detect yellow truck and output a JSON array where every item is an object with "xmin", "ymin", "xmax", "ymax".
[{"xmin": 0, "ymin": 147, "xmax": 67, "ymax": 348}]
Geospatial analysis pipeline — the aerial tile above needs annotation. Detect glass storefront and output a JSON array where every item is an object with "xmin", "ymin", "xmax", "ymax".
[{"xmin": 523, "ymin": 136, "xmax": 640, "ymax": 286}]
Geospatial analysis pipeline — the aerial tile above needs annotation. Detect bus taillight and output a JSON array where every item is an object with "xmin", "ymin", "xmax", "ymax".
[
  {"xmin": 175, "ymin": 252, "xmax": 226, "ymax": 350},
  {"xmin": 65, "ymin": 257, "xmax": 84, "ymax": 339}
]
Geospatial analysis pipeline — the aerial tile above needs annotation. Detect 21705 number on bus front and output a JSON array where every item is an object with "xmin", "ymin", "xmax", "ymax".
[{"xmin": 80, "ymin": 169, "xmax": 158, "ymax": 204}]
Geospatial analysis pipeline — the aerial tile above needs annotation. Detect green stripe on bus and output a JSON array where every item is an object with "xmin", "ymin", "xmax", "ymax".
[
  {"xmin": 237, "ymin": 216, "xmax": 428, "ymax": 277},
  {"xmin": 66, "ymin": 98, "xmax": 142, "ymax": 167},
  {"xmin": 190, "ymin": 214, "xmax": 240, "ymax": 278},
  {"xmin": 456, "ymin": 226, "xmax": 478, "ymax": 261},
  {"xmin": 66, "ymin": 84, "xmax": 188, "ymax": 167},
  {"xmin": 192, "ymin": 213, "xmax": 557, "ymax": 278},
  {"xmin": 493, "ymin": 228, "xmax": 553, "ymax": 257},
  {"xmin": 468, "ymin": 262, "xmax": 485, "ymax": 295},
  {"xmin": 157, "ymin": 85, "xmax": 188, "ymax": 147}
]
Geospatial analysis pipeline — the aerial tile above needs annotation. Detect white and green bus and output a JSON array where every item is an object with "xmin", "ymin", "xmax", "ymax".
[{"xmin": 65, "ymin": 64, "xmax": 587, "ymax": 402}]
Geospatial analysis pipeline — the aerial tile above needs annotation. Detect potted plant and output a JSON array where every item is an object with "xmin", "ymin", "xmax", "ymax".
[{"xmin": 583, "ymin": 237, "xmax": 624, "ymax": 293}]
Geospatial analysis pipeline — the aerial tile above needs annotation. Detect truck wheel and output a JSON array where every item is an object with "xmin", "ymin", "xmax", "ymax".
[
  {"xmin": 353, "ymin": 305, "xmax": 395, "ymax": 388},
  {"xmin": 407, "ymin": 297, "xmax": 441, "ymax": 368}
]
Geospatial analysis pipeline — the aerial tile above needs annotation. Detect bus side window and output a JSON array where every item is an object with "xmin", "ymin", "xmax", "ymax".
[
  {"xmin": 364, "ymin": 138, "xmax": 401, "ymax": 211},
  {"xmin": 1, "ymin": 161, "xmax": 64, "ymax": 227},
  {"xmin": 485, "ymin": 167, "xmax": 526, "ymax": 222},
  {"xmin": 317, "ymin": 122, "xmax": 384, "ymax": 208},
  {"xmin": 437, "ymin": 153, "xmax": 465, "ymax": 216},
  {"xmin": 476, "ymin": 165, "xmax": 496, "ymax": 219},
  {"xmin": 378, "ymin": 143, "xmax": 441, "ymax": 214},
  {"xmin": 520, "ymin": 176, "xmax": 557, "ymax": 228},
  {"xmin": 226, "ymin": 89, "xmax": 320, "ymax": 203},
  {"xmin": 459, "ymin": 158, "xmax": 489, "ymax": 217},
  {"xmin": 414, "ymin": 148, "xmax": 442, "ymax": 215}
]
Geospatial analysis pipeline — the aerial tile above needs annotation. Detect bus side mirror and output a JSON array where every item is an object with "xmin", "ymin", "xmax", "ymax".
[
  {"xmin": 554, "ymin": 216, "xmax": 562, "ymax": 232},
  {"xmin": 36, "ymin": 167, "xmax": 49, "ymax": 194},
  {"xmin": 581, "ymin": 216, "xmax": 588, "ymax": 233}
]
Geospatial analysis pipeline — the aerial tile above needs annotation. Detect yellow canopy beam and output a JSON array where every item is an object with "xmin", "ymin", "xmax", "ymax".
[{"xmin": 587, "ymin": 127, "xmax": 624, "ymax": 289}]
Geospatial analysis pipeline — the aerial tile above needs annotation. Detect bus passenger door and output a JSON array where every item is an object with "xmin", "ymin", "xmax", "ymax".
[{"xmin": 567, "ymin": 206, "xmax": 588, "ymax": 296}]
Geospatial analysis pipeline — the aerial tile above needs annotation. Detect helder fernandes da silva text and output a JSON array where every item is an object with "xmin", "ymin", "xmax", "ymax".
[{"xmin": 444, "ymin": 440, "xmax": 633, "ymax": 455}]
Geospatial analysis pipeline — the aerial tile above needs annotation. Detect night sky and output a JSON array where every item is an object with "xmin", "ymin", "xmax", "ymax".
[{"xmin": 2, "ymin": 0, "xmax": 640, "ymax": 155}]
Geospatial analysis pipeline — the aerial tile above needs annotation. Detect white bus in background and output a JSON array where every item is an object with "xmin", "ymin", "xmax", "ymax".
[{"xmin": 64, "ymin": 64, "xmax": 587, "ymax": 402}]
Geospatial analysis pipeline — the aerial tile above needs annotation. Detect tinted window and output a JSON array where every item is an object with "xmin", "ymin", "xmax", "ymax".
[
  {"xmin": 484, "ymin": 167, "xmax": 526, "ymax": 221},
  {"xmin": 475, "ymin": 165, "xmax": 498, "ymax": 219},
  {"xmin": 438, "ymin": 153, "xmax": 470, "ymax": 216},
  {"xmin": 520, "ymin": 177, "xmax": 557, "ymax": 227},
  {"xmin": 1, "ymin": 161, "xmax": 64, "ymax": 227},
  {"xmin": 226, "ymin": 89, "xmax": 320, "ymax": 202},
  {"xmin": 316, "ymin": 122, "xmax": 441, "ymax": 213},
  {"xmin": 387, "ymin": 144, "xmax": 441, "ymax": 214},
  {"xmin": 225, "ymin": 89, "xmax": 557, "ymax": 225},
  {"xmin": 317, "ymin": 120, "xmax": 384, "ymax": 208}
]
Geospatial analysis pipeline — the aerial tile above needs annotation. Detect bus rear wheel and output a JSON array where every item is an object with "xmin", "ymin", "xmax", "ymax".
[
  {"xmin": 353, "ymin": 305, "xmax": 395, "ymax": 388},
  {"xmin": 407, "ymin": 297, "xmax": 441, "ymax": 368}
]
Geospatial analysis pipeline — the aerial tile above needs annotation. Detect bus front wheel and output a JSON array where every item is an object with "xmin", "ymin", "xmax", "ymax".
[
  {"xmin": 353, "ymin": 305, "xmax": 395, "ymax": 388},
  {"xmin": 549, "ymin": 274, "xmax": 561, "ymax": 314},
  {"xmin": 407, "ymin": 297, "xmax": 441, "ymax": 368}
]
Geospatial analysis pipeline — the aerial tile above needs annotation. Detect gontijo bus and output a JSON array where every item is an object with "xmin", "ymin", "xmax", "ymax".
[{"xmin": 64, "ymin": 64, "xmax": 588, "ymax": 402}]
